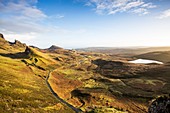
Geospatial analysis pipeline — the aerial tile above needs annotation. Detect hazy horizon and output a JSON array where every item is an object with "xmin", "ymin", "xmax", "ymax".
[{"xmin": 0, "ymin": 0, "xmax": 170, "ymax": 48}]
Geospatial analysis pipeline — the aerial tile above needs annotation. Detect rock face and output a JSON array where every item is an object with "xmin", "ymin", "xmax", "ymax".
[
  {"xmin": 0, "ymin": 33, "xmax": 4, "ymax": 39},
  {"xmin": 12, "ymin": 40, "xmax": 26, "ymax": 47},
  {"xmin": 25, "ymin": 46, "xmax": 32, "ymax": 55},
  {"xmin": 0, "ymin": 33, "xmax": 9, "ymax": 48},
  {"xmin": 14, "ymin": 40, "xmax": 22, "ymax": 45}
]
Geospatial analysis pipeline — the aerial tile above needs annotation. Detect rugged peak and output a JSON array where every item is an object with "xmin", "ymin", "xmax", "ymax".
[
  {"xmin": 11, "ymin": 39, "xmax": 26, "ymax": 48},
  {"xmin": 48, "ymin": 45, "xmax": 63, "ymax": 50},
  {"xmin": 0, "ymin": 33, "xmax": 8, "ymax": 48},
  {"xmin": 14, "ymin": 40, "xmax": 22, "ymax": 45},
  {"xmin": 0, "ymin": 33, "xmax": 4, "ymax": 39}
]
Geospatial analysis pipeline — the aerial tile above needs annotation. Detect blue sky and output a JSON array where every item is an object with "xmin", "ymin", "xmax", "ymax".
[{"xmin": 0, "ymin": 0, "xmax": 170, "ymax": 48}]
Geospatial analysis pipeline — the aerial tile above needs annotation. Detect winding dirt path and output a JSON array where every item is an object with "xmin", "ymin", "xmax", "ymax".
[{"xmin": 46, "ymin": 70, "xmax": 83, "ymax": 113}]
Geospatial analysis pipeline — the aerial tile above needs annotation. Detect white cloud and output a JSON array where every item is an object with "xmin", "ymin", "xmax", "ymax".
[
  {"xmin": 158, "ymin": 9, "xmax": 170, "ymax": 19},
  {"xmin": 49, "ymin": 15, "xmax": 65, "ymax": 19},
  {"xmin": 55, "ymin": 15, "xmax": 65, "ymax": 19},
  {"xmin": 0, "ymin": 0, "xmax": 86, "ymax": 47},
  {"xmin": 4, "ymin": 33, "xmax": 37, "ymax": 42},
  {"xmin": 141, "ymin": 3, "xmax": 156, "ymax": 8},
  {"xmin": 0, "ymin": 0, "xmax": 47, "ymax": 20},
  {"xmin": 0, "ymin": 0, "xmax": 49, "ymax": 42},
  {"xmin": 132, "ymin": 8, "xmax": 149, "ymax": 15},
  {"xmin": 0, "ymin": 0, "xmax": 47, "ymax": 34},
  {"xmin": 84, "ymin": 0, "xmax": 156, "ymax": 15}
]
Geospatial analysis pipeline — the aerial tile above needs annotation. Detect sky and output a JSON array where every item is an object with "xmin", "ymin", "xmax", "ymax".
[{"xmin": 0, "ymin": 0, "xmax": 170, "ymax": 49}]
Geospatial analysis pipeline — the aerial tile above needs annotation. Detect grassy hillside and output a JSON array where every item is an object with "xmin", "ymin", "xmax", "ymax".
[
  {"xmin": 0, "ymin": 55, "xmax": 74, "ymax": 113},
  {"xmin": 135, "ymin": 51, "xmax": 170, "ymax": 63},
  {"xmin": 0, "ymin": 36, "xmax": 74, "ymax": 112}
]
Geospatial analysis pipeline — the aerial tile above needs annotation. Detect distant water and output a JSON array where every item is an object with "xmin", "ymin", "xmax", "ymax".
[{"xmin": 129, "ymin": 59, "xmax": 163, "ymax": 64}]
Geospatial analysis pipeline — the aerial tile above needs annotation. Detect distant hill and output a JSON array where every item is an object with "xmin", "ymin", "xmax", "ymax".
[
  {"xmin": 77, "ymin": 47, "xmax": 170, "ymax": 56},
  {"xmin": 135, "ymin": 51, "xmax": 170, "ymax": 63},
  {"xmin": 48, "ymin": 45, "xmax": 63, "ymax": 50}
]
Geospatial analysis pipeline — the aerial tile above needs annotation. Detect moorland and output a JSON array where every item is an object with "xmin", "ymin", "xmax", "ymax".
[{"xmin": 0, "ymin": 33, "xmax": 170, "ymax": 113}]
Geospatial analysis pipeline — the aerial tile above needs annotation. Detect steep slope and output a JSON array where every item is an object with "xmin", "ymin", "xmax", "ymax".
[{"xmin": 0, "ymin": 34, "xmax": 74, "ymax": 113}]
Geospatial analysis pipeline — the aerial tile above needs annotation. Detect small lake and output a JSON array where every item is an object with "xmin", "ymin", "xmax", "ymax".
[{"xmin": 129, "ymin": 59, "xmax": 163, "ymax": 64}]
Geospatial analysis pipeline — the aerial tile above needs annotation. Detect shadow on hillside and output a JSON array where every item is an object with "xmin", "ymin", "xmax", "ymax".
[
  {"xmin": 91, "ymin": 59, "xmax": 170, "ymax": 80},
  {"xmin": 0, "ymin": 52, "xmax": 29, "ymax": 59},
  {"xmin": 91, "ymin": 59, "xmax": 141, "ymax": 79}
]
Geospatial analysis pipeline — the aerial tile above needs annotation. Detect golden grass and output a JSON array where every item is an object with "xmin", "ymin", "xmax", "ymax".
[{"xmin": 0, "ymin": 55, "xmax": 74, "ymax": 113}]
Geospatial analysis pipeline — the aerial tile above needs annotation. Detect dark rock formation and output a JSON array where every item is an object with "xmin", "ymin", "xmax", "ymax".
[
  {"xmin": 8, "ymin": 39, "xmax": 26, "ymax": 50},
  {"xmin": 0, "ymin": 33, "xmax": 4, "ymax": 39},
  {"xmin": 12, "ymin": 40, "xmax": 26, "ymax": 47},
  {"xmin": 0, "ymin": 33, "xmax": 9, "ymax": 48},
  {"xmin": 30, "ymin": 45, "xmax": 40, "ymax": 49},
  {"xmin": 14, "ymin": 40, "xmax": 22, "ymax": 45},
  {"xmin": 148, "ymin": 95, "xmax": 170, "ymax": 113},
  {"xmin": 25, "ymin": 46, "xmax": 32, "ymax": 55}
]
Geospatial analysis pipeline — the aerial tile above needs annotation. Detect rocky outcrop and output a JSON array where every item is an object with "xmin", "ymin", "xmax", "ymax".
[
  {"xmin": 11, "ymin": 40, "xmax": 26, "ymax": 48},
  {"xmin": 14, "ymin": 40, "xmax": 22, "ymax": 45},
  {"xmin": 0, "ymin": 33, "xmax": 4, "ymax": 39},
  {"xmin": 0, "ymin": 33, "xmax": 10, "ymax": 50},
  {"xmin": 25, "ymin": 46, "xmax": 32, "ymax": 55}
]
